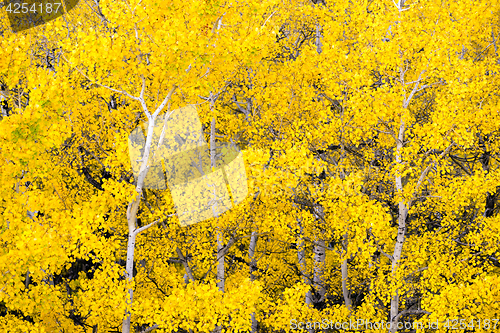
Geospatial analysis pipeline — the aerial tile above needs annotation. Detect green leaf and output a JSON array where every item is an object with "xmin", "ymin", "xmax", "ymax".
[{"xmin": 29, "ymin": 122, "xmax": 40, "ymax": 137}]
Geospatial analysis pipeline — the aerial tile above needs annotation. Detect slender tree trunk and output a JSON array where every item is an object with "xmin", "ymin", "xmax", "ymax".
[
  {"xmin": 312, "ymin": 239, "xmax": 326, "ymax": 304},
  {"xmin": 0, "ymin": 90, "xmax": 8, "ymax": 118},
  {"xmin": 214, "ymin": 232, "xmax": 225, "ymax": 333},
  {"xmin": 296, "ymin": 216, "xmax": 313, "ymax": 333},
  {"xmin": 341, "ymin": 258, "xmax": 352, "ymax": 309},
  {"xmin": 249, "ymin": 231, "xmax": 259, "ymax": 333},
  {"xmin": 176, "ymin": 247, "xmax": 195, "ymax": 282},
  {"xmin": 313, "ymin": 0, "xmax": 324, "ymax": 55},
  {"xmin": 315, "ymin": 23, "xmax": 322, "ymax": 55},
  {"xmin": 247, "ymin": 148, "xmax": 273, "ymax": 333},
  {"xmin": 206, "ymin": 17, "xmax": 227, "ymax": 324},
  {"xmin": 312, "ymin": 205, "xmax": 326, "ymax": 309},
  {"xmin": 341, "ymin": 232, "xmax": 352, "ymax": 311},
  {"xmin": 216, "ymin": 232, "xmax": 225, "ymax": 292},
  {"xmin": 122, "ymin": 124, "xmax": 153, "ymax": 333},
  {"xmin": 210, "ymin": 112, "xmax": 224, "ymax": 333},
  {"xmin": 296, "ymin": 216, "xmax": 312, "ymax": 306},
  {"xmin": 387, "ymin": 68, "xmax": 425, "ymax": 333},
  {"xmin": 177, "ymin": 247, "xmax": 196, "ymax": 333},
  {"xmin": 122, "ymin": 84, "xmax": 177, "ymax": 333},
  {"xmin": 209, "ymin": 115, "xmax": 225, "ymax": 294},
  {"xmin": 122, "ymin": 229, "xmax": 137, "ymax": 333},
  {"xmin": 389, "ymin": 119, "xmax": 407, "ymax": 333}
]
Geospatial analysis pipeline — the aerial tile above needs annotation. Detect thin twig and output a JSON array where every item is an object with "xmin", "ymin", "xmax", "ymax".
[
  {"xmin": 53, "ymin": 184, "xmax": 68, "ymax": 210},
  {"xmin": 61, "ymin": 54, "xmax": 140, "ymax": 101},
  {"xmin": 473, "ymin": 42, "xmax": 493, "ymax": 63},
  {"xmin": 152, "ymin": 85, "xmax": 177, "ymax": 119},
  {"xmin": 408, "ymin": 142, "xmax": 454, "ymax": 209},
  {"xmin": 135, "ymin": 214, "xmax": 176, "ymax": 235},
  {"xmin": 139, "ymin": 324, "xmax": 159, "ymax": 333},
  {"xmin": 83, "ymin": 143, "xmax": 105, "ymax": 168}
]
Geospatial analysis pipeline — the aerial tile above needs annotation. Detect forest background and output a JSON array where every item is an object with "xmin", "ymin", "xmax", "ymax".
[{"xmin": 1, "ymin": 0, "xmax": 500, "ymax": 332}]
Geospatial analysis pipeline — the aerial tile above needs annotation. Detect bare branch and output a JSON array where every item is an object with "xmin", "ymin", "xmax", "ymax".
[
  {"xmin": 492, "ymin": 30, "xmax": 499, "ymax": 56},
  {"xmin": 135, "ymin": 214, "xmax": 176, "ymax": 235},
  {"xmin": 408, "ymin": 142, "xmax": 454, "ymax": 208},
  {"xmin": 139, "ymin": 324, "xmax": 159, "ymax": 333},
  {"xmin": 403, "ymin": 70, "xmax": 425, "ymax": 108},
  {"xmin": 82, "ymin": 143, "xmax": 106, "ymax": 168},
  {"xmin": 152, "ymin": 85, "xmax": 178, "ymax": 118},
  {"xmin": 53, "ymin": 184, "xmax": 68, "ymax": 210},
  {"xmin": 140, "ymin": 74, "xmax": 146, "ymax": 111},
  {"xmin": 473, "ymin": 42, "xmax": 493, "ymax": 63},
  {"xmin": 60, "ymin": 55, "xmax": 140, "ymax": 101},
  {"xmin": 262, "ymin": 10, "xmax": 277, "ymax": 28},
  {"xmin": 416, "ymin": 80, "xmax": 444, "ymax": 93},
  {"xmin": 393, "ymin": 309, "xmax": 432, "ymax": 323},
  {"xmin": 176, "ymin": 247, "xmax": 195, "ymax": 282}
]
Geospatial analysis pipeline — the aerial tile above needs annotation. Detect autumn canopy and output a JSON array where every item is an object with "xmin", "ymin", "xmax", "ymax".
[{"xmin": 1, "ymin": 0, "xmax": 500, "ymax": 332}]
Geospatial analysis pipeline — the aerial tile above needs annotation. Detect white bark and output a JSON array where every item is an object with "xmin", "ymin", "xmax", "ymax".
[
  {"xmin": 341, "ymin": 258, "xmax": 352, "ymax": 310},
  {"xmin": 247, "ymin": 149, "xmax": 275, "ymax": 332},
  {"xmin": 387, "ymin": 67, "xmax": 449, "ymax": 332},
  {"xmin": 249, "ymin": 232, "xmax": 258, "ymax": 278},
  {"xmin": 315, "ymin": 23, "xmax": 322, "ymax": 55},
  {"xmin": 388, "ymin": 140, "xmax": 453, "ymax": 333},
  {"xmin": 122, "ymin": 231, "xmax": 137, "ymax": 333},
  {"xmin": 341, "ymin": 233, "xmax": 352, "ymax": 311},
  {"xmin": 312, "ymin": 239, "xmax": 326, "ymax": 303},
  {"xmin": 122, "ymin": 84, "xmax": 177, "ymax": 333},
  {"xmin": 176, "ymin": 247, "xmax": 195, "ymax": 282},
  {"xmin": 312, "ymin": 205, "xmax": 326, "ymax": 309},
  {"xmin": 209, "ymin": 11, "xmax": 225, "ymax": 299},
  {"xmin": 296, "ymin": 216, "xmax": 312, "ymax": 306},
  {"xmin": 209, "ymin": 106, "xmax": 224, "ymax": 333},
  {"xmin": 389, "ymin": 119, "xmax": 407, "ymax": 333},
  {"xmin": 0, "ymin": 91, "xmax": 7, "ymax": 118},
  {"xmin": 313, "ymin": 0, "xmax": 324, "ymax": 55},
  {"xmin": 216, "ymin": 232, "xmax": 225, "ymax": 293},
  {"xmin": 387, "ymin": 67, "xmax": 425, "ymax": 332},
  {"xmin": 296, "ymin": 215, "xmax": 313, "ymax": 333},
  {"xmin": 249, "ymin": 231, "xmax": 259, "ymax": 333},
  {"xmin": 208, "ymin": 114, "xmax": 226, "ymax": 295}
]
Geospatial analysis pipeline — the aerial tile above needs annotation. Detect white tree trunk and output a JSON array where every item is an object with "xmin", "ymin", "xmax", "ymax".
[
  {"xmin": 341, "ymin": 232, "xmax": 352, "ymax": 311},
  {"xmin": 387, "ymin": 68, "xmax": 430, "ymax": 333},
  {"xmin": 122, "ymin": 113, "xmax": 157, "ymax": 333},
  {"xmin": 176, "ymin": 247, "xmax": 195, "ymax": 282},
  {"xmin": 316, "ymin": 23, "xmax": 322, "ymax": 55},
  {"xmin": 389, "ymin": 119, "xmax": 407, "ymax": 333},
  {"xmin": 216, "ymin": 232, "xmax": 225, "ymax": 292},
  {"xmin": 122, "ymin": 84, "xmax": 177, "ymax": 333},
  {"xmin": 210, "ymin": 112, "xmax": 225, "ymax": 333},
  {"xmin": 296, "ymin": 216, "xmax": 312, "ymax": 333},
  {"xmin": 296, "ymin": 216, "xmax": 312, "ymax": 306},
  {"xmin": 312, "ymin": 239, "xmax": 326, "ymax": 303},
  {"xmin": 341, "ymin": 258, "xmax": 352, "ymax": 310},
  {"xmin": 312, "ymin": 205, "xmax": 326, "ymax": 309},
  {"xmin": 122, "ymin": 231, "xmax": 137, "ymax": 333},
  {"xmin": 249, "ymin": 231, "xmax": 259, "ymax": 333}
]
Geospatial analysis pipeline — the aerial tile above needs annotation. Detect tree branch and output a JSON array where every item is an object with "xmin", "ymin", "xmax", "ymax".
[
  {"xmin": 135, "ymin": 214, "xmax": 175, "ymax": 234},
  {"xmin": 60, "ymin": 55, "xmax": 140, "ymax": 101},
  {"xmin": 408, "ymin": 142, "xmax": 454, "ymax": 208},
  {"xmin": 139, "ymin": 324, "xmax": 159, "ymax": 333},
  {"xmin": 152, "ymin": 84, "xmax": 177, "ymax": 119},
  {"xmin": 393, "ymin": 309, "xmax": 431, "ymax": 323},
  {"xmin": 176, "ymin": 247, "xmax": 196, "ymax": 282}
]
